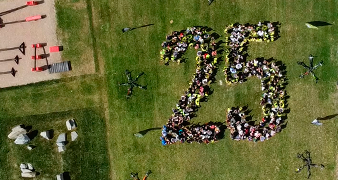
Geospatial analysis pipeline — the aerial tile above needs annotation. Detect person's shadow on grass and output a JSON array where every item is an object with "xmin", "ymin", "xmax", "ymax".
[{"xmin": 317, "ymin": 114, "xmax": 338, "ymax": 120}]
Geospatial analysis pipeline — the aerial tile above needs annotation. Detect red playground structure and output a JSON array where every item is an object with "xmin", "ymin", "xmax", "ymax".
[{"xmin": 26, "ymin": 1, "xmax": 38, "ymax": 6}]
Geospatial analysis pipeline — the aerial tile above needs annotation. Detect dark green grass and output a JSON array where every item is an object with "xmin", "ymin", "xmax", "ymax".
[
  {"xmin": 0, "ymin": 108, "xmax": 110, "ymax": 180},
  {"xmin": 0, "ymin": 74, "xmax": 103, "ymax": 118}
]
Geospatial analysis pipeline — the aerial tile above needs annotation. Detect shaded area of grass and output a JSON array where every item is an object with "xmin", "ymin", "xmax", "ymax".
[
  {"xmin": 0, "ymin": 74, "xmax": 103, "ymax": 118},
  {"xmin": 0, "ymin": 108, "xmax": 110, "ymax": 180}
]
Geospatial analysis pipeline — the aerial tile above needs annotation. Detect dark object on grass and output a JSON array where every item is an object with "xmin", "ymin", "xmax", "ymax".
[
  {"xmin": 296, "ymin": 150, "xmax": 324, "ymax": 179},
  {"xmin": 134, "ymin": 128, "xmax": 161, "ymax": 137},
  {"xmin": 297, "ymin": 54, "xmax": 323, "ymax": 83},
  {"xmin": 306, "ymin": 21, "xmax": 332, "ymax": 27},
  {"xmin": 119, "ymin": 70, "xmax": 147, "ymax": 98},
  {"xmin": 122, "ymin": 24, "xmax": 154, "ymax": 33},
  {"xmin": 317, "ymin": 113, "xmax": 338, "ymax": 121},
  {"xmin": 208, "ymin": 0, "xmax": 214, "ymax": 5}
]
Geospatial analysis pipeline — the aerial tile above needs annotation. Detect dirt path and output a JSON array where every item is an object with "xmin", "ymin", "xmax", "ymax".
[{"xmin": 0, "ymin": 0, "xmax": 62, "ymax": 88}]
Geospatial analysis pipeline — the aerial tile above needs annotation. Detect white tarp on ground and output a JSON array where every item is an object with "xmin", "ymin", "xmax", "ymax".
[
  {"xmin": 71, "ymin": 131, "xmax": 78, "ymax": 141},
  {"xmin": 8, "ymin": 125, "xmax": 27, "ymax": 139},
  {"xmin": 58, "ymin": 146, "xmax": 66, "ymax": 152},
  {"xmin": 27, "ymin": 163, "xmax": 34, "ymax": 170},
  {"xmin": 56, "ymin": 133, "xmax": 67, "ymax": 152},
  {"xmin": 56, "ymin": 173, "xmax": 65, "ymax": 180},
  {"xmin": 56, "ymin": 133, "xmax": 66, "ymax": 144},
  {"xmin": 21, "ymin": 172, "xmax": 36, "ymax": 178},
  {"xmin": 14, "ymin": 134, "xmax": 30, "ymax": 145},
  {"xmin": 20, "ymin": 163, "xmax": 36, "ymax": 178}
]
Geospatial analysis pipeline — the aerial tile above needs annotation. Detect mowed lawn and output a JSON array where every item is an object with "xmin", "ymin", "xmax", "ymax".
[
  {"xmin": 94, "ymin": 0, "xmax": 338, "ymax": 180},
  {"xmin": 0, "ymin": 0, "xmax": 338, "ymax": 180}
]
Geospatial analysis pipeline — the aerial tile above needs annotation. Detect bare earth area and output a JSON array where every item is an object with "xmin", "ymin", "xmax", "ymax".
[{"xmin": 0, "ymin": 0, "xmax": 62, "ymax": 88}]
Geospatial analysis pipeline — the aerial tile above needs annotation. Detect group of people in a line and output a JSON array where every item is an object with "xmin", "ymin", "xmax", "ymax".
[
  {"xmin": 224, "ymin": 22, "xmax": 287, "ymax": 142},
  {"xmin": 160, "ymin": 27, "xmax": 221, "ymax": 145}
]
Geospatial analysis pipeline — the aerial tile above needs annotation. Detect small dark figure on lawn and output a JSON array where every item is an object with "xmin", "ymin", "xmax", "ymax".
[
  {"xmin": 297, "ymin": 54, "xmax": 323, "ymax": 83},
  {"xmin": 131, "ymin": 170, "xmax": 152, "ymax": 180},
  {"xmin": 296, "ymin": 150, "xmax": 324, "ymax": 179},
  {"xmin": 119, "ymin": 70, "xmax": 147, "ymax": 98},
  {"xmin": 208, "ymin": 0, "xmax": 214, "ymax": 5}
]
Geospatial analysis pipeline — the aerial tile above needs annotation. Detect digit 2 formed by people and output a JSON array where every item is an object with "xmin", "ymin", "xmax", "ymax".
[{"xmin": 160, "ymin": 22, "xmax": 287, "ymax": 145}]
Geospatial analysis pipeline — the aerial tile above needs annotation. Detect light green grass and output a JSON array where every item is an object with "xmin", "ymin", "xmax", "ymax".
[
  {"xmin": 93, "ymin": 0, "xmax": 338, "ymax": 179},
  {"xmin": 55, "ymin": 0, "xmax": 98, "ymax": 75},
  {"xmin": 1, "ymin": 0, "xmax": 338, "ymax": 179}
]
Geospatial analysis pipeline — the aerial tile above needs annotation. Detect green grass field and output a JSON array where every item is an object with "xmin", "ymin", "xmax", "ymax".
[{"xmin": 1, "ymin": 0, "xmax": 338, "ymax": 179}]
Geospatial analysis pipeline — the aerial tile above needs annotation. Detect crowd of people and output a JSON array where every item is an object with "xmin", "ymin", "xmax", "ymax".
[
  {"xmin": 160, "ymin": 26, "xmax": 221, "ymax": 145},
  {"xmin": 224, "ymin": 22, "xmax": 287, "ymax": 142},
  {"xmin": 223, "ymin": 22, "xmax": 277, "ymax": 83},
  {"xmin": 159, "ymin": 22, "xmax": 286, "ymax": 145}
]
